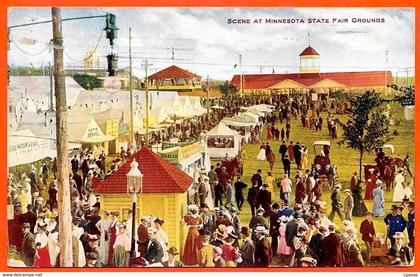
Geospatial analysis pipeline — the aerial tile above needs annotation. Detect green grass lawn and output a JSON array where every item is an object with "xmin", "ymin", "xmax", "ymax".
[{"xmin": 234, "ymin": 103, "xmax": 414, "ymax": 262}]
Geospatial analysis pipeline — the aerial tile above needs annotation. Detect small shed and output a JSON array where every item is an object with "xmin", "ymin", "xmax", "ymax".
[{"xmin": 92, "ymin": 147, "xmax": 193, "ymax": 254}]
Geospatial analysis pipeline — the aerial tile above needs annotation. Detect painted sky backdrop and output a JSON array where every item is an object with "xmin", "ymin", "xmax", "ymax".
[{"xmin": 8, "ymin": 8, "xmax": 415, "ymax": 80}]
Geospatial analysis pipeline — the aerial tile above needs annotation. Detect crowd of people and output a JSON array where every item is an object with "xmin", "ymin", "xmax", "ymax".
[{"xmin": 7, "ymin": 92, "xmax": 415, "ymax": 268}]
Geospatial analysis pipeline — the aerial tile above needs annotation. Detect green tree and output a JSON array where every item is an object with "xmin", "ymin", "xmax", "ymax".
[
  {"xmin": 218, "ymin": 80, "xmax": 237, "ymax": 96},
  {"xmin": 337, "ymin": 90, "xmax": 392, "ymax": 177},
  {"xmin": 73, "ymin": 73, "xmax": 102, "ymax": 90}
]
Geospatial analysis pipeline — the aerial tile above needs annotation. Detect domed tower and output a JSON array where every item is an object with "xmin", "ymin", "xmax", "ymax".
[{"xmin": 299, "ymin": 45, "xmax": 320, "ymax": 73}]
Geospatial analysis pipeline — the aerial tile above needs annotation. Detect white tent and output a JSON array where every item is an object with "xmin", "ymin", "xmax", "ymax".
[
  {"xmin": 8, "ymin": 129, "xmax": 55, "ymax": 167},
  {"xmin": 207, "ymin": 123, "xmax": 240, "ymax": 159},
  {"xmin": 68, "ymin": 118, "xmax": 115, "ymax": 143}
]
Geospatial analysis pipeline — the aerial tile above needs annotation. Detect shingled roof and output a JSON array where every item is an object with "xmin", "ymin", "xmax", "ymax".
[
  {"xmin": 231, "ymin": 71, "xmax": 393, "ymax": 90},
  {"xmin": 92, "ymin": 147, "xmax": 193, "ymax": 194},
  {"xmin": 299, "ymin": 46, "xmax": 320, "ymax": 56},
  {"xmin": 148, "ymin": 65, "xmax": 200, "ymax": 80}
]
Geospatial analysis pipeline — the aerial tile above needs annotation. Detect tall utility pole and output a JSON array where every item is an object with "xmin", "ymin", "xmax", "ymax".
[
  {"xmin": 206, "ymin": 75, "xmax": 210, "ymax": 115},
  {"xmin": 145, "ymin": 58, "xmax": 149, "ymax": 146},
  {"xmin": 129, "ymin": 28, "xmax": 134, "ymax": 149},
  {"xmin": 51, "ymin": 7, "xmax": 73, "ymax": 267},
  {"xmin": 49, "ymin": 61, "xmax": 54, "ymax": 111},
  {"xmin": 384, "ymin": 50, "xmax": 389, "ymax": 96}
]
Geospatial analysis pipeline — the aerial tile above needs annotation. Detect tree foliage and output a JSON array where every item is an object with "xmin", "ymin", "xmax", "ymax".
[
  {"xmin": 218, "ymin": 80, "xmax": 238, "ymax": 96},
  {"xmin": 388, "ymin": 84, "xmax": 415, "ymax": 106},
  {"xmin": 337, "ymin": 90, "xmax": 392, "ymax": 176},
  {"xmin": 73, "ymin": 73, "xmax": 102, "ymax": 90}
]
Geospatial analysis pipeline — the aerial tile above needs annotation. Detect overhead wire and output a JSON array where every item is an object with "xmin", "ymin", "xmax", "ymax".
[{"xmin": 10, "ymin": 35, "xmax": 51, "ymax": 56}]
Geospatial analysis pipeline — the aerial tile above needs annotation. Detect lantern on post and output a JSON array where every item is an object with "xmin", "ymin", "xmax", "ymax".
[{"xmin": 126, "ymin": 158, "xmax": 143, "ymax": 257}]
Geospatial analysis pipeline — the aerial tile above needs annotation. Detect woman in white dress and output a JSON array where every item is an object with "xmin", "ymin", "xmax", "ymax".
[
  {"xmin": 393, "ymin": 170, "xmax": 406, "ymax": 202},
  {"xmin": 257, "ymin": 144, "xmax": 266, "ymax": 160},
  {"xmin": 203, "ymin": 177, "xmax": 214, "ymax": 210},
  {"xmin": 154, "ymin": 218, "xmax": 169, "ymax": 262},
  {"xmin": 72, "ymin": 216, "xmax": 86, "ymax": 267},
  {"xmin": 96, "ymin": 210, "xmax": 112, "ymax": 266}
]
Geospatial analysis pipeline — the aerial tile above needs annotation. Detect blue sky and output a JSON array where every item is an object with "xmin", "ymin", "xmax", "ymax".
[{"xmin": 8, "ymin": 8, "xmax": 415, "ymax": 80}]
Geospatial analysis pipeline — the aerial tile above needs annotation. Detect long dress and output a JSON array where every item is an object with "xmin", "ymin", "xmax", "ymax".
[
  {"xmin": 34, "ymin": 233, "xmax": 51, "ymax": 267},
  {"xmin": 108, "ymin": 221, "xmax": 118, "ymax": 265},
  {"xmin": 204, "ymin": 181, "xmax": 214, "ymax": 210},
  {"xmin": 300, "ymin": 149, "xmax": 308, "ymax": 170},
  {"xmin": 72, "ymin": 226, "xmax": 86, "ymax": 267},
  {"xmin": 156, "ymin": 228, "xmax": 169, "ymax": 262},
  {"xmin": 257, "ymin": 145, "xmax": 266, "ymax": 161},
  {"xmin": 112, "ymin": 233, "xmax": 131, "ymax": 267},
  {"xmin": 352, "ymin": 185, "xmax": 368, "ymax": 217},
  {"xmin": 47, "ymin": 231, "xmax": 60, "ymax": 267},
  {"xmin": 182, "ymin": 215, "xmax": 203, "ymax": 265},
  {"xmin": 393, "ymin": 173, "xmax": 406, "ymax": 202},
  {"xmin": 96, "ymin": 218, "xmax": 112, "ymax": 266},
  {"xmin": 265, "ymin": 176, "xmax": 276, "ymax": 199},
  {"xmin": 277, "ymin": 223, "xmax": 292, "ymax": 255},
  {"xmin": 372, "ymin": 187, "xmax": 385, "ymax": 217},
  {"xmin": 266, "ymin": 127, "xmax": 273, "ymax": 140},
  {"xmin": 364, "ymin": 175, "xmax": 377, "ymax": 200}
]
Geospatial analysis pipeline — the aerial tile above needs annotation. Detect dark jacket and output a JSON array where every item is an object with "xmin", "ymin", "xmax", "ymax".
[
  {"xmin": 321, "ymin": 232, "xmax": 344, "ymax": 267},
  {"xmin": 254, "ymin": 237, "xmax": 272, "ymax": 267},
  {"xmin": 144, "ymin": 238, "xmax": 164, "ymax": 264},
  {"xmin": 359, "ymin": 219, "xmax": 376, "ymax": 243},
  {"xmin": 238, "ymin": 239, "xmax": 255, "ymax": 267},
  {"xmin": 21, "ymin": 232, "xmax": 36, "ymax": 267},
  {"xmin": 247, "ymin": 187, "xmax": 259, "ymax": 206}
]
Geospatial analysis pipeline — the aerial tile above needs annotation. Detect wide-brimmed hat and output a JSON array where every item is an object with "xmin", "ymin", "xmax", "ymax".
[
  {"xmin": 154, "ymin": 217, "xmax": 164, "ymax": 225},
  {"xmin": 334, "ymin": 183, "xmax": 342, "ymax": 189},
  {"xmin": 213, "ymin": 246, "xmax": 223, "ymax": 255},
  {"xmin": 38, "ymin": 219, "xmax": 48, "ymax": 228},
  {"xmin": 87, "ymin": 234, "xmax": 100, "ymax": 241},
  {"xmin": 278, "ymin": 215, "xmax": 288, "ymax": 223},
  {"xmin": 227, "ymin": 231, "xmax": 238, "ymax": 240},
  {"xmin": 393, "ymin": 232, "xmax": 405, "ymax": 239},
  {"xmin": 168, "ymin": 247, "xmax": 179, "ymax": 255},
  {"xmin": 391, "ymin": 204, "xmax": 398, "ymax": 211},
  {"xmin": 254, "ymin": 226, "xmax": 268, "ymax": 234},
  {"xmin": 300, "ymin": 256, "xmax": 317, "ymax": 266},
  {"xmin": 188, "ymin": 204, "xmax": 199, "ymax": 212},
  {"xmin": 256, "ymin": 207, "xmax": 265, "ymax": 215}
]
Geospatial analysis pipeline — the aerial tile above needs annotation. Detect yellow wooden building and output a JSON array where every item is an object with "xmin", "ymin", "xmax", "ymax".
[{"xmin": 92, "ymin": 147, "xmax": 193, "ymax": 254}]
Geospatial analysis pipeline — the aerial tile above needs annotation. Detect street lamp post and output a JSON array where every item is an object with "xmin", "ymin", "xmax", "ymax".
[{"xmin": 126, "ymin": 158, "xmax": 143, "ymax": 258}]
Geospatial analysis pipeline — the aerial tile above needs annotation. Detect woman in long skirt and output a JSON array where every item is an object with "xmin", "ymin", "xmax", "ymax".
[
  {"xmin": 372, "ymin": 183, "xmax": 385, "ymax": 217},
  {"xmin": 182, "ymin": 205, "xmax": 203, "ymax": 266},
  {"xmin": 277, "ymin": 217, "xmax": 292, "ymax": 257},
  {"xmin": 351, "ymin": 181, "xmax": 368, "ymax": 217},
  {"xmin": 257, "ymin": 144, "xmax": 266, "ymax": 160},
  {"xmin": 364, "ymin": 169, "xmax": 377, "ymax": 200},
  {"xmin": 34, "ymin": 221, "xmax": 51, "ymax": 267}
]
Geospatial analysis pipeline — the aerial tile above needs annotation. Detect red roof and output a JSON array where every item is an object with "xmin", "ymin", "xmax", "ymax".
[
  {"xmin": 92, "ymin": 147, "xmax": 193, "ymax": 194},
  {"xmin": 231, "ymin": 71, "xmax": 393, "ymax": 90},
  {"xmin": 148, "ymin": 65, "xmax": 200, "ymax": 80},
  {"xmin": 299, "ymin": 46, "xmax": 320, "ymax": 56}
]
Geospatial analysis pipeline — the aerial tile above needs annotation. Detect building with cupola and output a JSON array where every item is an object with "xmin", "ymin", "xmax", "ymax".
[{"xmin": 231, "ymin": 45, "xmax": 392, "ymax": 95}]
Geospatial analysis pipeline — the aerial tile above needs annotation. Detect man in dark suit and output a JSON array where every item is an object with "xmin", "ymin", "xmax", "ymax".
[
  {"xmin": 238, "ymin": 227, "xmax": 254, "ymax": 267},
  {"xmin": 21, "ymin": 222, "xmax": 36, "ymax": 267},
  {"xmin": 212, "ymin": 247, "xmax": 226, "ymax": 267},
  {"xmin": 254, "ymin": 226, "xmax": 272, "ymax": 267},
  {"xmin": 144, "ymin": 227, "xmax": 164, "ymax": 264},
  {"xmin": 257, "ymin": 184, "xmax": 272, "ymax": 217},
  {"xmin": 293, "ymin": 142, "xmax": 302, "ymax": 169},
  {"xmin": 321, "ymin": 224, "xmax": 344, "ymax": 267},
  {"xmin": 234, "ymin": 177, "xmax": 248, "ymax": 210},
  {"xmin": 407, "ymin": 202, "xmax": 414, "ymax": 249},
  {"xmin": 279, "ymin": 141, "xmax": 288, "ymax": 161},
  {"xmin": 21, "ymin": 205, "xmax": 37, "ymax": 234},
  {"xmin": 309, "ymin": 225, "xmax": 327, "ymax": 265},
  {"xmin": 384, "ymin": 205, "xmax": 407, "ymax": 248},
  {"xmin": 137, "ymin": 217, "xmax": 150, "ymax": 258},
  {"xmin": 247, "ymin": 182, "xmax": 259, "ymax": 217},
  {"xmin": 328, "ymin": 183, "xmax": 344, "ymax": 222},
  {"xmin": 269, "ymin": 203, "xmax": 280, "ymax": 255},
  {"xmin": 393, "ymin": 232, "xmax": 413, "ymax": 265},
  {"xmin": 251, "ymin": 169, "xmax": 263, "ymax": 189},
  {"xmin": 71, "ymin": 155, "xmax": 79, "ymax": 174},
  {"xmin": 285, "ymin": 212, "xmax": 302, "ymax": 248}
]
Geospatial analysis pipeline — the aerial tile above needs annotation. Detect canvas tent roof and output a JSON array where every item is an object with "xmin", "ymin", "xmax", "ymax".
[
  {"xmin": 207, "ymin": 122, "xmax": 239, "ymax": 137},
  {"xmin": 68, "ymin": 118, "xmax": 115, "ymax": 143},
  {"xmin": 8, "ymin": 129, "xmax": 55, "ymax": 167}
]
